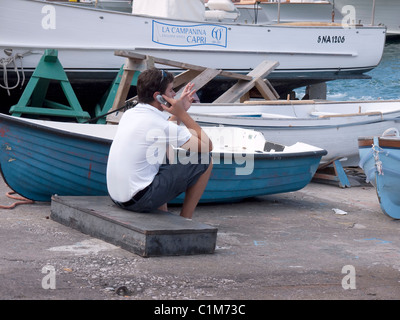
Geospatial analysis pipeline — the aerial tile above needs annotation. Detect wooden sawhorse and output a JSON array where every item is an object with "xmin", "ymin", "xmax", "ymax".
[{"xmin": 313, "ymin": 157, "xmax": 351, "ymax": 188}]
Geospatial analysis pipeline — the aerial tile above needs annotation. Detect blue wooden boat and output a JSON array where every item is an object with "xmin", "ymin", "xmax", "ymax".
[
  {"xmin": 0, "ymin": 113, "xmax": 326, "ymax": 203},
  {"xmin": 358, "ymin": 130, "xmax": 400, "ymax": 219}
]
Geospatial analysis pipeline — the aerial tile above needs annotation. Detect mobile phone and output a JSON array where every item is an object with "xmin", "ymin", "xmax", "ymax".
[{"xmin": 156, "ymin": 95, "xmax": 170, "ymax": 106}]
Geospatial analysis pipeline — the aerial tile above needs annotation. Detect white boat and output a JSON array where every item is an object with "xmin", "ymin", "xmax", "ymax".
[
  {"xmin": 187, "ymin": 99, "xmax": 400, "ymax": 166},
  {"xmin": 0, "ymin": 0, "xmax": 386, "ymax": 95},
  {"xmin": 331, "ymin": 0, "xmax": 400, "ymax": 37}
]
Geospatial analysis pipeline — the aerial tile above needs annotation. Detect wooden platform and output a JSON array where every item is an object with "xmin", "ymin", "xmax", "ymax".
[{"xmin": 50, "ymin": 195, "xmax": 218, "ymax": 257}]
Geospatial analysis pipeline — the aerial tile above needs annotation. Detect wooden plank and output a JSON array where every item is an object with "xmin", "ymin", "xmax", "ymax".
[
  {"xmin": 219, "ymin": 70, "xmax": 252, "ymax": 81},
  {"xmin": 152, "ymin": 56, "xmax": 206, "ymax": 72},
  {"xmin": 124, "ymin": 55, "xmax": 155, "ymax": 72},
  {"xmin": 214, "ymin": 60, "xmax": 279, "ymax": 103},
  {"xmin": 114, "ymin": 50, "xmax": 148, "ymax": 61},
  {"xmin": 176, "ymin": 68, "xmax": 222, "ymax": 97},
  {"xmin": 377, "ymin": 138, "xmax": 400, "ymax": 149},
  {"xmin": 315, "ymin": 111, "xmax": 383, "ymax": 118},
  {"xmin": 317, "ymin": 157, "xmax": 342, "ymax": 170},
  {"xmin": 213, "ymin": 80, "xmax": 252, "ymax": 103},
  {"xmin": 313, "ymin": 158, "xmax": 350, "ymax": 188},
  {"xmin": 109, "ymin": 69, "xmax": 135, "ymax": 112},
  {"xmin": 239, "ymin": 91, "xmax": 250, "ymax": 103},
  {"xmin": 247, "ymin": 60, "xmax": 279, "ymax": 79},
  {"xmin": 264, "ymin": 79, "xmax": 280, "ymax": 99},
  {"xmin": 243, "ymin": 99, "xmax": 316, "ymax": 105},
  {"xmin": 358, "ymin": 138, "xmax": 374, "ymax": 148},
  {"xmin": 173, "ymin": 69, "xmax": 201, "ymax": 89},
  {"xmin": 254, "ymin": 78, "xmax": 279, "ymax": 100},
  {"xmin": 109, "ymin": 56, "xmax": 155, "ymax": 112}
]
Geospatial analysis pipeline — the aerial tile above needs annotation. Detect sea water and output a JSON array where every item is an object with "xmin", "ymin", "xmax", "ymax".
[{"xmin": 296, "ymin": 37, "xmax": 400, "ymax": 101}]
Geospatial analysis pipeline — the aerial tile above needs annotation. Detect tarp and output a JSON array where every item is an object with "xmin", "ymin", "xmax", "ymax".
[{"xmin": 132, "ymin": 0, "xmax": 206, "ymax": 21}]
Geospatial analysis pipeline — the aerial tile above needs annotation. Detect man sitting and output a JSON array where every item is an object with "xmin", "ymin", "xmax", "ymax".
[{"xmin": 106, "ymin": 68, "xmax": 213, "ymax": 219}]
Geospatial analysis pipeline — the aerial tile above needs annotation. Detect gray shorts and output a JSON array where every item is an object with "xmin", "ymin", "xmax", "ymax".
[{"xmin": 113, "ymin": 153, "xmax": 211, "ymax": 212}]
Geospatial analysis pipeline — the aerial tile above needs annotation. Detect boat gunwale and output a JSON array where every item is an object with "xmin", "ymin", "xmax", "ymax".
[
  {"xmin": 358, "ymin": 136, "xmax": 400, "ymax": 149},
  {"xmin": 0, "ymin": 113, "xmax": 112, "ymax": 146},
  {"xmin": 210, "ymin": 148, "xmax": 327, "ymax": 160},
  {"xmin": 0, "ymin": 114, "xmax": 326, "ymax": 160}
]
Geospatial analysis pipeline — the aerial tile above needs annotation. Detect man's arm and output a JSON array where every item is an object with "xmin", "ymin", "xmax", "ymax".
[
  {"xmin": 162, "ymin": 92, "xmax": 213, "ymax": 153},
  {"xmin": 178, "ymin": 112, "xmax": 213, "ymax": 153}
]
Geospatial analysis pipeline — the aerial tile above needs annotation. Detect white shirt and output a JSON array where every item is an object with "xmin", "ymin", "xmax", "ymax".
[{"xmin": 106, "ymin": 104, "xmax": 192, "ymax": 202}]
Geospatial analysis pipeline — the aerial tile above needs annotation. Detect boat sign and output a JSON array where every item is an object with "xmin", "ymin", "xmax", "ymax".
[{"xmin": 152, "ymin": 20, "xmax": 228, "ymax": 47}]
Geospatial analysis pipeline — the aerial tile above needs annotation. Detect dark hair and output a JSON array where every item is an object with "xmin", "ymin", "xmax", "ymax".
[{"xmin": 136, "ymin": 68, "xmax": 174, "ymax": 104}]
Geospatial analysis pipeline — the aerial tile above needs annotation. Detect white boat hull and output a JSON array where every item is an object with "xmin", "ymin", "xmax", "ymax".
[
  {"xmin": 188, "ymin": 100, "xmax": 400, "ymax": 166},
  {"xmin": 0, "ymin": 0, "xmax": 386, "ymax": 87}
]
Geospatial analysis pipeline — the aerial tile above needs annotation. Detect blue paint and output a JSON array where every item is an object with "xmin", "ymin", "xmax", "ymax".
[
  {"xmin": 361, "ymin": 238, "xmax": 392, "ymax": 245},
  {"xmin": 0, "ymin": 114, "xmax": 325, "ymax": 203},
  {"xmin": 253, "ymin": 240, "xmax": 268, "ymax": 246}
]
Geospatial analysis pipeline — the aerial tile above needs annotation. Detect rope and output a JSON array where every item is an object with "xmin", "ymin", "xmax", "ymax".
[
  {"xmin": 0, "ymin": 52, "xmax": 27, "ymax": 96},
  {"xmin": 372, "ymin": 144, "xmax": 386, "ymax": 176},
  {"xmin": 0, "ymin": 190, "xmax": 34, "ymax": 209}
]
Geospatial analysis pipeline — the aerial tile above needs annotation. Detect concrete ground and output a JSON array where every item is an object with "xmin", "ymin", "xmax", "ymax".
[{"xmin": 0, "ymin": 172, "xmax": 399, "ymax": 301}]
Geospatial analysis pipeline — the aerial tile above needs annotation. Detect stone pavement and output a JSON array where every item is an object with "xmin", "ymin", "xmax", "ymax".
[{"xmin": 0, "ymin": 173, "xmax": 399, "ymax": 301}]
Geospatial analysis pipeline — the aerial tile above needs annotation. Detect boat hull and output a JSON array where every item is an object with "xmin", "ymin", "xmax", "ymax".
[
  {"xmin": 171, "ymin": 150, "xmax": 324, "ymax": 203},
  {"xmin": 188, "ymin": 100, "xmax": 400, "ymax": 166},
  {"xmin": 0, "ymin": 114, "xmax": 325, "ymax": 203},
  {"xmin": 358, "ymin": 135, "xmax": 400, "ymax": 219},
  {"xmin": 0, "ymin": 0, "xmax": 386, "ymax": 88},
  {"xmin": 0, "ymin": 114, "xmax": 110, "ymax": 202}
]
